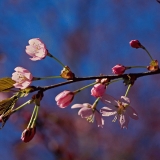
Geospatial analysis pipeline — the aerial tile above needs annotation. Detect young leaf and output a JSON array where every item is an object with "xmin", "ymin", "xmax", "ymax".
[{"xmin": 0, "ymin": 77, "xmax": 15, "ymax": 92}]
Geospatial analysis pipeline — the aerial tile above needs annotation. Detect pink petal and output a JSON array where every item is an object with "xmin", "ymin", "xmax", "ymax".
[
  {"xmin": 101, "ymin": 94, "xmax": 117, "ymax": 106},
  {"xmin": 78, "ymin": 107, "xmax": 93, "ymax": 118},
  {"xmin": 12, "ymin": 72, "xmax": 20, "ymax": 81},
  {"xmin": 95, "ymin": 111, "xmax": 104, "ymax": 128},
  {"xmin": 126, "ymin": 106, "xmax": 138, "ymax": 120},
  {"xmin": 59, "ymin": 101, "xmax": 72, "ymax": 108},
  {"xmin": 55, "ymin": 91, "xmax": 71, "ymax": 101},
  {"xmin": 26, "ymin": 46, "xmax": 36, "ymax": 55},
  {"xmin": 30, "ymin": 57, "xmax": 42, "ymax": 61},
  {"xmin": 121, "ymin": 96, "xmax": 130, "ymax": 104},
  {"xmin": 14, "ymin": 67, "xmax": 27, "ymax": 73},
  {"xmin": 24, "ymin": 72, "xmax": 33, "ymax": 80},
  {"xmin": 21, "ymin": 81, "xmax": 31, "ymax": 89},
  {"xmin": 13, "ymin": 83, "xmax": 23, "ymax": 88},
  {"xmin": 118, "ymin": 113, "xmax": 129, "ymax": 129},
  {"xmin": 82, "ymin": 103, "xmax": 92, "ymax": 108},
  {"xmin": 101, "ymin": 107, "xmax": 117, "ymax": 116},
  {"xmin": 29, "ymin": 38, "xmax": 41, "ymax": 45},
  {"xmin": 71, "ymin": 104, "xmax": 84, "ymax": 108}
]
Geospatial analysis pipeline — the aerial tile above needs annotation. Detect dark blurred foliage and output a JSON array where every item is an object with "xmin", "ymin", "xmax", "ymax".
[{"xmin": 0, "ymin": 0, "xmax": 160, "ymax": 160}]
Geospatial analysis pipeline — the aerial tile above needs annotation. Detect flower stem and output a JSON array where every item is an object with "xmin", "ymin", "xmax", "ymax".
[
  {"xmin": 31, "ymin": 105, "xmax": 39, "ymax": 128},
  {"xmin": 33, "ymin": 76, "xmax": 62, "ymax": 81},
  {"xmin": 142, "ymin": 47, "xmax": 154, "ymax": 61},
  {"xmin": 125, "ymin": 84, "xmax": 132, "ymax": 97},
  {"xmin": 47, "ymin": 52, "xmax": 65, "ymax": 67},
  {"xmin": 27, "ymin": 105, "xmax": 37, "ymax": 128},
  {"xmin": 74, "ymin": 82, "xmax": 96, "ymax": 93},
  {"xmin": 92, "ymin": 97, "xmax": 100, "ymax": 109},
  {"xmin": 12, "ymin": 100, "xmax": 32, "ymax": 113}
]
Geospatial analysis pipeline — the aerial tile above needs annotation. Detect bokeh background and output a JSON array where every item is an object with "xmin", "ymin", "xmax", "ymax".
[{"xmin": 0, "ymin": 0, "xmax": 160, "ymax": 160}]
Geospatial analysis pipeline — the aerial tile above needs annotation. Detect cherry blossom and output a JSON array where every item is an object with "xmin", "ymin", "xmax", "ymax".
[
  {"xmin": 26, "ymin": 38, "xmax": 48, "ymax": 61},
  {"xmin": 12, "ymin": 67, "xmax": 33, "ymax": 89},
  {"xmin": 55, "ymin": 90, "xmax": 74, "ymax": 108},
  {"xmin": 71, "ymin": 103, "xmax": 104, "ymax": 128},
  {"xmin": 101, "ymin": 94, "xmax": 138, "ymax": 129}
]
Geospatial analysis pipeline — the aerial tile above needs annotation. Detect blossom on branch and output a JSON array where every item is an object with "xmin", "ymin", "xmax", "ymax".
[
  {"xmin": 91, "ymin": 83, "xmax": 106, "ymax": 98},
  {"xmin": 12, "ymin": 67, "xmax": 33, "ymax": 89},
  {"xmin": 55, "ymin": 90, "xmax": 75, "ymax": 108},
  {"xmin": 71, "ymin": 103, "xmax": 104, "ymax": 128},
  {"xmin": 101, "ymin": 94, "xmax": 138, "ymax": 129},
  {"xmin": 129, "ymin": 40, "xmax": 143, "ymax": 49},
  {"xmin": 26, "ymin": 38, "xmax": 48, "ymax": 61},
  {"xmin": 112, "ymin": 64, "xmax": 126, "ymax": 75}
]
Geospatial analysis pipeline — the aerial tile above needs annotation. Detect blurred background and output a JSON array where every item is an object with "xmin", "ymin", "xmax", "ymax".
[{"xmin": 0, "ymin": 0, "xmax": 160, "ymax": 160}]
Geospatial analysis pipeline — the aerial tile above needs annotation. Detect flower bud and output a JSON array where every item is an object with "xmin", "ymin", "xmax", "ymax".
[
  {"xmin": 112, "ymin": 64, "xmax": 126, "ymax": 75},
  {"xmin": 60, "ymin": 66, "xmax": 75, "ymax": 80},
  {"xmin": 55, "ymin": 90, "xmax": 74, "ymax": 108},
  {"xmin": 21, "ymin": 127, "xmax": 36, "ymax": 143},
  {"xmin": 129, "ymin": 40, "xmax": 142, "ymax": 49},
  {"xmin": 0, "ymin": 115, "xmax": 3, "ymax": 123},
  {"xmin": 147, "ymin": 60, "xmax": 159, "ymax": 71},
  {"xmin": 91, "ymin": 83, "xmax": 106, "ymax": 98}
]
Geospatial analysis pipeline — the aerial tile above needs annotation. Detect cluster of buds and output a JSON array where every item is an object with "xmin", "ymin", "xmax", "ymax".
[{"xmin": 0, "ymin": 38, "xmax": 159, "ymax": 143}]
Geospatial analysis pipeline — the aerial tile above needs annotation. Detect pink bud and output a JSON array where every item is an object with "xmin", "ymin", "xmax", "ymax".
[
  {"xmin": 112, "ymin": 64, "xmax": 126, "ymax": 75},
  {"xmin": 91, "ymin": 83, "xmax": 106, "ymax": 98},
  {"xmin": 25, "ymin": 38, "xmax": 48, "ymax": 61},
  {"xmin": 12, "ymin": 67, "xmax": 33, "ymax": 89},
  {"xmin": 0, "ymin": 115, "xmax": 3, "ymax": 123},
  {"xmin": 55, "ymin": 90, "xmax": 74, "ymax": 108},
  {"xmin": 129, "ymin": 40, "xmax": 142, "ymax": 49},
  {"xmin": 21, "ymin": 127, "xmax": 36, "ymax": 143}
]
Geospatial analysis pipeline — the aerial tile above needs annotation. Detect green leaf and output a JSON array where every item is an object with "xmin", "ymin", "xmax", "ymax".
[
  {"xmin": 0, "ymin": 96, "xmax": 17, "ymax": 115},
  {"xmin": 0, "ymin": 77, "xmax": 15, "ymax": 92}
]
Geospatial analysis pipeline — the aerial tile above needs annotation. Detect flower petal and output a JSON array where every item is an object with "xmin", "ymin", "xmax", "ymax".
[
  {"xmin": 95, "ymin": 111, "xmax": 104, "ymax": 128},
  {"xmin": 101, "ymin": 94, "xmax": 117, "ymax": 106},
  {"xmin": 118, "ymin": 113, "xmax": 129, "ymax": 129},
  {"xmin": 78, "ymin": 107, "xmax": 93, "ymax": 118},
  {"xmin": 100, "ymin": 107, "xmax": 117, "ymax": 116},
  {"xmin": 71, "ymin": 104, "xmax": 84, "ymax": 109},
  {"xmin": 126, "ymin": 106, "xmax": 138, "ymax": 120},
  {"xmin": 121, "ymin": 96, "xmax": 130, "ymax": 104}
]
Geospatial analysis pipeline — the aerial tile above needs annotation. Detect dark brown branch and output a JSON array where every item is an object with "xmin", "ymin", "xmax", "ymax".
[{"xmin": 34, "ymin": 69, "xmax": 160, "ymax": 92}]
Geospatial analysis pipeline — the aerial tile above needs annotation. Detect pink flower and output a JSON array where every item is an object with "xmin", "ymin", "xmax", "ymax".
[
  {"xmin": 91, "ymin": 83, "xmax": 106, "ymax": 98},
  {"xmin": 26, "ymin": 38, "xmax": 48, "ymax": 61},
  {"xmin": 12, "ymin": 67, "xmax": 33, "ymax": 89},
  {"xmin": 129, "ymin": 40, "xmax": 142, "ymax": 49},
  {"xmin": 112, "ymin": 64, "xmax": 126, "ymax": 75},
  {"xmin": 71, "ymin": 103, "xmax": 104, "ymax": 128},
  {"xmin": 21, "ymin": 127, "xmax": 36, "ymax": 143},
  {"xmin": 101, "ymin": 94, "xmax": 138, "ymax": 129},
  {"xmin": 55, "ymin": 90, "xmax": 74, "ymax": 108}
]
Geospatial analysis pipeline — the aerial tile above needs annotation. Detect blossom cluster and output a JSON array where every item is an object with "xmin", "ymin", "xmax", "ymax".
[{"xmin": 0, "ymin": 38, "xmax": 159, "ymax": 143}]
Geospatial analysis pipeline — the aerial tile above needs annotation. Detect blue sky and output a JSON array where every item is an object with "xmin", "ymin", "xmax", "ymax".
[{"xmin": 0, "ymin": 1, "xmax": 160, "ymax": 159}]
